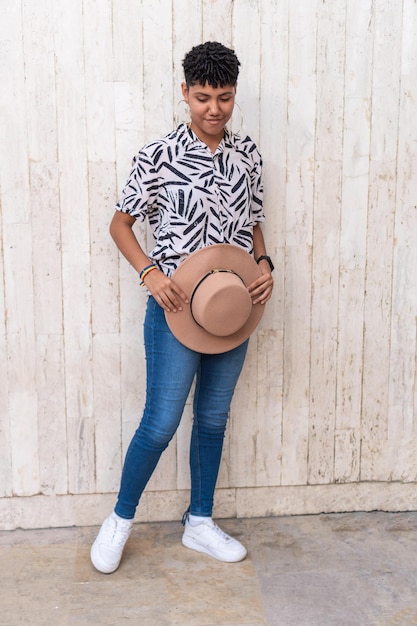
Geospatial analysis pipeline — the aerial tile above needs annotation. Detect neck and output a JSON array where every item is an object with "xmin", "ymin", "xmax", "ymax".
[{"xmin": 189, "ymin": 123, "xmax": 224, "ymax": 153}]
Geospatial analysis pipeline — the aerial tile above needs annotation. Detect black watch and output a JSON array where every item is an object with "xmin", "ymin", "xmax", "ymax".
[{"xmin": 256, "ymin": 255, "xmax": 274, "ymax": 272}]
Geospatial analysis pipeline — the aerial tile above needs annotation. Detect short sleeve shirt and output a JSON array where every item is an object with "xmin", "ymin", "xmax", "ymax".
[{"xmin": 116, "ymin": 123, "xmax": 264, "ymax": 276}]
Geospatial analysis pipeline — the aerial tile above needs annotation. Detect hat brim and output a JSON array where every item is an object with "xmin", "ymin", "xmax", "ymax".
[{"xmin": 165, "ymin": 244, "xmax": 265, "ymax": 353}]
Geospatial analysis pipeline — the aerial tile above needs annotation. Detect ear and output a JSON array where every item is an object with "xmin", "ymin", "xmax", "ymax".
[{"xmin": 181, "ymin": 82, "xmax": 189, "ymax": 102}]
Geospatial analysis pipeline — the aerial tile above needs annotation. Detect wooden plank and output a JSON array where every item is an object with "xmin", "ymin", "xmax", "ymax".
[
  {"xmin": 9, "ymin": 391, "xmax": 39, "ymax": 496},
  {"xmin": 112, "ymin": 0, "xmax": 145, "ymax": 187},
  {"xmin": 0, "ymin": 69, "xmax": 11, "ymax": 496},
  {"xmin": 308, "ymin": 0, "xmax": 346, "ymax": 484},
  {"xmin": 388, "ymin": 0, "xmax": 417, "ymax": 481},
  {"xmin": 334, "ymin": 269, "xmax": 364, "ymax": 483},
  {"xmin": 54, "ymin": 0, "xmax": 94, "ymax": 494},
  {"xmin": 254, "ymin": 0, "xmax": 289, "ymax": 487},
  {"xmin": 142, "ymin": 0, "xmax": 173, "ymax": 140},
  {"xmin": 24, "ymin": 0, "xmax": 65, "ymax": 503},
  {"xmin": 0, "ymin": 1, "xmax": 30, "ymax": 225},
  {"xmin": 334, "ymin": 428, "xmax": 360, "ymax": 483},
  {"xmin": 281, "ymin": 0, "xmax": 317, "ymax": 485},
  {"xmin": 259, "ymin": 0, "xmax": 288, "ymax": 314},
  {"xmin": 89, "ymin": 162, "xmax": 119, "ymax": 335},
  {"xmin": 334, "ymin": 0, "xmax": 374, "ymax": 481},
  {"xmin": 232, "ymin": 0, "xmax": 261, "ymax": 142},
  {"xmin": 22, "ymin": 0, "xmax": 57, "ymax": 163},
  {"xmin": 92, "ymin": 333, "xmax": 123, "ymax": 493},
  {"xmin": 172, "ymin": 0, "xmax": 202, "ymax": 109},
  {"xmin": 36, "ymin": 334, "xmax": 68, "ymax": 494},
  {"xmin": 255, "ymin": 330, "xmax": 283, "ymax": 486},
  {"xmin": 4, "ymin": 222, "xmax": 39, "ymax": 495},
  {"xmin": 30, "ymin": 163, "xmax": 63, "ymax": 335},
  {"xmin": 360, "ymin": 0, "xmax": 402, "ymax": 481},
  {"xmin": 111, "ymin": 1, "xmax": 146, "ymax": 483},
  {"xmin": 30, "ymin": 162, "xmax": 68, "ymax": 494},
  {"xmin": 0, "ymin": 336, "xmax": 12, "ymax": 497},
  {"xmin": 388, "ymin": 0, "xmax": 417, "ymax": 479},
  {"xmin": 83, "ymin": 0, "xmax": 115, "ymax": 163},
  {"xmin": 88, "ymin": 161, "xmax": 122, "ymax": 493},
  {"xmin": 203, "ymin": 0, "xmax": 232, "ymax": 45},
  {"xmin": 309, "ymin": 163, "xmax": 340, "ymax": 484}
]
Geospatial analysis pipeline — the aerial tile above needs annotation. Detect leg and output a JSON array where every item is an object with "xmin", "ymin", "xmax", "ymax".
[
  {"xmin": 91, "ymin": 297, "xmax": 200, "ymax": 574},
  {"xmin": 115, "ymin": 297, "xmax": 200, "ymax": 519},
  {"xmin": 189, "ymin": 339, "xmax": 249, "ymax": 516},
  {"xmin": 181, "ymin": 339, "xmax": 249, "ymax": 563}
]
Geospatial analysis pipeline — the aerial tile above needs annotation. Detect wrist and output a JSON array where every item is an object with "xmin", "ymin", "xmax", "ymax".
[
  {"xmin": 139, "ymin": 263, "xmax": 157, "ymax": 286},
  {"xmin": 256, "ymin": 255, "xmax": 274, "ymax": 273}
]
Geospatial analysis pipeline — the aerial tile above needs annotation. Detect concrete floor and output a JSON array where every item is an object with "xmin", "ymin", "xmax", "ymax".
[{"xmin": 1, "ymin": 511, "xmax": 417, "ymax": 625}]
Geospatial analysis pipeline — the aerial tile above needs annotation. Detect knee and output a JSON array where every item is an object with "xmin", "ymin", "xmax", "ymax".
[
  {"xmin": 193, "ymin": 411, "xmax": 229, "ymax": 436},
  {"xmin": 134, "ymin": 422, "xmax": 175, "ymax": 452}
]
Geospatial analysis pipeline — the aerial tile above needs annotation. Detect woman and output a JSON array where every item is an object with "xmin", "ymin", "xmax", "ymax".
[{"xmin": 91, "ymin": 41, "xmax": 274, "ymax": 574}]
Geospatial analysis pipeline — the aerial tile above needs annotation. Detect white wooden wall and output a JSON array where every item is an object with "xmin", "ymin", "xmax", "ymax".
[{"xmin": 1, "ymin": 0, "xmax": 416, "ymax": 530}]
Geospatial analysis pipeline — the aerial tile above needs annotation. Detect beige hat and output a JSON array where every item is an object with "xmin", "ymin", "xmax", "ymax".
[{"xmin": 165, "ymin": 244, "xmax": 265, "ymax": 353}]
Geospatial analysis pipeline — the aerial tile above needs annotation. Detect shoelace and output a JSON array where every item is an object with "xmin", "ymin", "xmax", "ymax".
[
  {"xmin": 182, "ymin": 511, "xmax": 232, "ymax": 543},
  {"xmin": 205, "ymin": 520, "xmax": 232, "ymax": 542},
  {"xmin": 104, "ymin": 518, "xmax": 132, "ymax": 548}
]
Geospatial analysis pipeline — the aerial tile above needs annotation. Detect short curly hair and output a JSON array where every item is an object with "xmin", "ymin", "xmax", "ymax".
[{"xmin": 182, "ymin": 41, "xmax": 240, "ymax": 88}]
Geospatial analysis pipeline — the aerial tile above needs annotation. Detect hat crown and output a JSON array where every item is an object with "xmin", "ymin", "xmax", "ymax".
[
  {"xmin": 190, "ymin": 270, "xmax": 252, "ymax": 337},
  {"xmin": 165, "ymin": 243, "xmax": 265, "ymax": 354}
]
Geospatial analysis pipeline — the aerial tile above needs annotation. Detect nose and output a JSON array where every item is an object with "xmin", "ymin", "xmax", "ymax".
[{"xmin": 208, "ymin": 100, "xmax": 220, "ymax": 115}]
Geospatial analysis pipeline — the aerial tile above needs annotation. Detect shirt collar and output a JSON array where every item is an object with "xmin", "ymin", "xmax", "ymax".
[{"xmin": 176, "ymin": 123, "xmax": 238, "ymax": 153}]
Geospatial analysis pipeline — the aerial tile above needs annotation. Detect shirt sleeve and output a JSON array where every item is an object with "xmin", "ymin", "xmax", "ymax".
[
  {"xmin": 115, "ymin": 146, "xmax": 160, "ymax": 222},
  {"xmin": 249, "ymin": 146, "xmax": 265, "ymax": 224}
]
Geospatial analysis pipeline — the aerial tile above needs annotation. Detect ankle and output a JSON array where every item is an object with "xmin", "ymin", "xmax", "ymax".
[
  {"xmin": 112, "ymin": 511, "xmax": 133, "ymax": 525},
  {"xmin": 188, "ymin": 514, "xmax": 212, "ymax": 527}
]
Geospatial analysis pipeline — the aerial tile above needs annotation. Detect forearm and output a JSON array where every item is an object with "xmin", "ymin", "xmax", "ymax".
[
  {"xmin": 109, "ymin": 212, "xmax": 151, "ymax": 274},
  {"xmin": 252, "ymin": 223, "xmax": 267, "ymax": 259}
]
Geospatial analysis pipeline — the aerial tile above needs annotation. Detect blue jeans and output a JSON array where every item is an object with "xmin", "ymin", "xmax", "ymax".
[{"xmin": 115, "ymin": 297, "xmax": 248, "ymax": 520}]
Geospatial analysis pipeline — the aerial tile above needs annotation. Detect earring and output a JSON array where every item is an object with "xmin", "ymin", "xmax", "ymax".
[
  {"xmin": 175, "ymin": 99, "xmax": 191, "ymax": 127},
  {"xmin": 228, "ymin": 102, "xmax": 244, "ymax": 135}
]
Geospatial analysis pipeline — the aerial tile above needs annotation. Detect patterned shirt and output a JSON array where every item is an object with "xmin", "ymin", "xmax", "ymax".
[{"xmin": 116, "ymin": 123, "xmax": 264, "ymax": 276}]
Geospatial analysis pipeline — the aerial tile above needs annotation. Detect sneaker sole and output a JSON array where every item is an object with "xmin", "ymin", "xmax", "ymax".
[
  {"xmin": 181, "ymin": 534, "xmax": 247, "ymax": 563},
  {"xmin": 90, "ymin": 543, "xmax": 121, "ymax": 574}
]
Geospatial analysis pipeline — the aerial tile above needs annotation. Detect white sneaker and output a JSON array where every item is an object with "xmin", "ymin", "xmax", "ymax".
[
  {"xmin": 90, "ymin": 513, "xmax": 133, "ymax": 574},
  {"xmin": 182, "ymin": 516, "xmax": 247, "ymax": 562}
]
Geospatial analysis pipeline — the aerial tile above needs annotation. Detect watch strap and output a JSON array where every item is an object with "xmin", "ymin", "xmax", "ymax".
[{"xmin": 256, "ymin": 255, "xmax": 274, "ymax": 272}]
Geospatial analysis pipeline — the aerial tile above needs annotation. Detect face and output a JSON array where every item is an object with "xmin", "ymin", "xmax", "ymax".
[{"xmin": 181, "ymin": 82, "xmax": 236, "ymax": 149}]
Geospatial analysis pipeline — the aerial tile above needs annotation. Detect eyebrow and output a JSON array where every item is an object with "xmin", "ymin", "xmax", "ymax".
[{"xmin": 193, "ymin": 89, "xmax": 235, "ymax": 97}]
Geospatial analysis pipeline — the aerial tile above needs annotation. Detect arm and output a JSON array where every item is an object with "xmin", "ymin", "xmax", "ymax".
[
  {"xmin": 248, "ymin": 223, "xmax": 274, "ymax": 305},
  {"xmin": 110, "ymin": 211, "xmax": 188, "ymax": 312}
]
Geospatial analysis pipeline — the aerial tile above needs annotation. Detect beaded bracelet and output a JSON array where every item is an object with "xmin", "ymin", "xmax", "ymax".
[{"xmin": 139, "ymin": 263, "xmax": 157, "ymax": 286}]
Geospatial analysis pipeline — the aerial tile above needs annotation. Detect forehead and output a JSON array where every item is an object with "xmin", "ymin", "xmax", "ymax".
[{"xmin": 188, "ymin": 82, "xmax": 236, "ymax": 95}]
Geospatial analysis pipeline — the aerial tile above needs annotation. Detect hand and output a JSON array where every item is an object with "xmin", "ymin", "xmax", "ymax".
[
  {"xmin": 143, "ymin": 269, "xmax": 189, "ymax": 312},
  {"xmin": 247, "ymin": 265, "xmax": 274, "ymax": 305}
]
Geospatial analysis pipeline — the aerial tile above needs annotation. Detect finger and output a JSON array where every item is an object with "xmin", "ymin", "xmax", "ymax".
[
  {"xmin": 252, "ymin": 285, "xmax": 273, "ymax": 305},
  {"xmin": 169, "ymin": 281, "xmax": 189, "ymax": 305},
  {"xmin": 248, "ymin": 275, "xmax": 273, "ymax": 294},
  {"xmin": 165, "ymin": 288, "xmax": 188, "ymax": 312},
  {"xmin": 159, "ymin": 286, "xmax": 189, "ymax": 313},
  {"xmin": 155, "ymin": 292, "xmax": 173, "ymax": 312}
]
